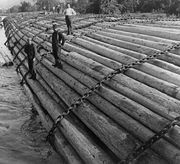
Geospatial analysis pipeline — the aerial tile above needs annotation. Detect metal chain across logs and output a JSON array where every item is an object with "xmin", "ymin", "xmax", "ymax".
[
  {"xmin": 46, "ymin": 39, "xmax": 180, "ymax": 163},
  {"xmin": 6, "ymin": 14, "xmax": 180, "ymax": 163}
]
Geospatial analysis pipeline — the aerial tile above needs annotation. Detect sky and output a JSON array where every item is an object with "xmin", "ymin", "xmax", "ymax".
[{"xmin": 0, "ymin": 0, "xmax": 32, "ymax": 9}]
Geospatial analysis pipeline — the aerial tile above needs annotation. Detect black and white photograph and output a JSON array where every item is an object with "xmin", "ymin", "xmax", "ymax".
[{"xmin": 0, "ymin": 0, "xmax": 180, "ymax": 163}]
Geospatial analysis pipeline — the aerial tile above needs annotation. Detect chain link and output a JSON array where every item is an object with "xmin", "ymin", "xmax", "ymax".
[{"xmin": 119, "ymin": 116, "xmax": 180, "ymax": 164}]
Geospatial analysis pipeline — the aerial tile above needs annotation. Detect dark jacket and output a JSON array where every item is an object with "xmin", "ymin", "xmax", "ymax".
[
  {"xmin": 52, "ymin": 30, "xmax": 65, "ymax": 48},
  {"xmin": 24, "ymin": 43, "xmax": 36, "ymax": 60}
]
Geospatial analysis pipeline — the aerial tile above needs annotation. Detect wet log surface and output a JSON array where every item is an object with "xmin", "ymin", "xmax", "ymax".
[{"xmin": 3, "ymin": 13, "xmax": 180, "ymax": 164}]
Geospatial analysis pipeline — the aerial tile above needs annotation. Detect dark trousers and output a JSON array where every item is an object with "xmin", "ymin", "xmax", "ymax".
[
  {"xmin": 28, "ymin": 59, "xmax": 36, "ymax": 77},
  {"xmin": 52, "ymin": 46, "xmax": 61, "ymax": 64},
  {"xmin": 65, "ymin": 15, "xmax": 73, "ymax": 35}
]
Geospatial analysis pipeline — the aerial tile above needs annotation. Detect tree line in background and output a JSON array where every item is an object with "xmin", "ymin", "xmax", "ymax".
[
  {"xmin": 8, "ymin": 0, "xmax": 62, "ymax": 13},
  {"xmin": 82, "ymin": 0, "xmax": 180, "ymax": 16},
  {"xmin": 6, "ymin": 0, "xmax": 180, "ymax": 16}
]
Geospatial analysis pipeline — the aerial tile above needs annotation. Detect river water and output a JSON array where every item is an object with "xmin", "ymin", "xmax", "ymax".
[{"xmin": 0, "ymin": 18, "xmax": 63, "ymax": 164}]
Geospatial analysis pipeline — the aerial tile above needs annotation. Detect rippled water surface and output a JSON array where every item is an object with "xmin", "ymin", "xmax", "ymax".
[{"xmin": 0, "ymin": 17, "xmax": 62, "ymax": 164}]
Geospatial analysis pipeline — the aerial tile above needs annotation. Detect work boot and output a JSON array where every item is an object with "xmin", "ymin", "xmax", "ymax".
[
  {"xmin": 29, "ymin": 74, "xmax": 36, "ymax": 80},
  {"xmin": 57, "ymin": 63, "xmax": 63, "ymax": 69},
  {"xmin": 53, "ymin": 62, "xmax": 63, "ymax": 69}
]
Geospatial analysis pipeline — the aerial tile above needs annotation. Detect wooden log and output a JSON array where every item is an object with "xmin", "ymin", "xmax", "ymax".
[
  {"xmin": 111, "ymin": 24, "xmax": 180, "ymax": 41},
  {"xmin": 90, "ymin": 25, "xmax": 177, "ymax": 44},
  {"xmin": 131, "ymin": 24, "xmax": 180, "ymax": 33},
  {"xmin": 0, "ymin": 49, "xmax": 9, "ymax": 64},
  {"xmin": 95, "ymin": 30, "xmax": 172, "ymax": 51},
  {"xmin": 130, "ymin": 23, "xmax": 180, "ymax": 30}
]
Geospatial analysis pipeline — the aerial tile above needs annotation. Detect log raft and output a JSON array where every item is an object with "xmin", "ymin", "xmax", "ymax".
[{"xmin": 3, "ymin": 13, "xmax": 180, "ymax": 164}]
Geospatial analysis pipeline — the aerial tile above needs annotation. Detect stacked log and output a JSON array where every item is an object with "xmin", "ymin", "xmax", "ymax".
[{"xmin": 3, "ymin": 13, "xmax": 180, "ymax": 164}]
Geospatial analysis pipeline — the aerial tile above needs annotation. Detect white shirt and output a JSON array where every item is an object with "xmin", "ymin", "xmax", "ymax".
[{"xmin": 64, "ymin": 8, "xmax": 76, "ymax": 16}]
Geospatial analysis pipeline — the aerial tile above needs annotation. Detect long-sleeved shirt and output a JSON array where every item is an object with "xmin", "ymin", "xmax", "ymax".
[
  {"xmin": 63, "ymin": 8, "xmax": 76, "ymax": 16},
  {"xmin": 52, "ymin": 30, "xmax": 65, "ymax": 48},
  {"xmin": 24, "ymin": 43, "xmax": 36, "ymax": 60}
]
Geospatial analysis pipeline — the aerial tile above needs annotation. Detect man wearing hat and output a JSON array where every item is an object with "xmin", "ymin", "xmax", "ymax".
[
  {"xmin": 24, "ymin": 38, "xmax": 36, "ymax": 80},
  {"xmin": 52, "ymin": 23, "xmax": 65, "ymax": 68}
]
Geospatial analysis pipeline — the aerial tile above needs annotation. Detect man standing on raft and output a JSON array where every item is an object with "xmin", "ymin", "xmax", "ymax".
[
  {"xmin": 52, "ymin": 23, "xmax": 65, "ymax": 69},
  {"xmin": 24, "ymin": 38, "xmax": 36, "ymax": 80},
  {"xmin": 63, "ymin": 3, "xmax": 76, "ymax": 35}
]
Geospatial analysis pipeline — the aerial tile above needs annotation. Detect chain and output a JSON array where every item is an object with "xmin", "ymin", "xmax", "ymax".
[
  {"xmin": 119, "ymin": 116, "xmax": 180, "ymax": 164},
  {"xmin": 46, "ymin": 37, "xmax": 180, "ymax": 142}
]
